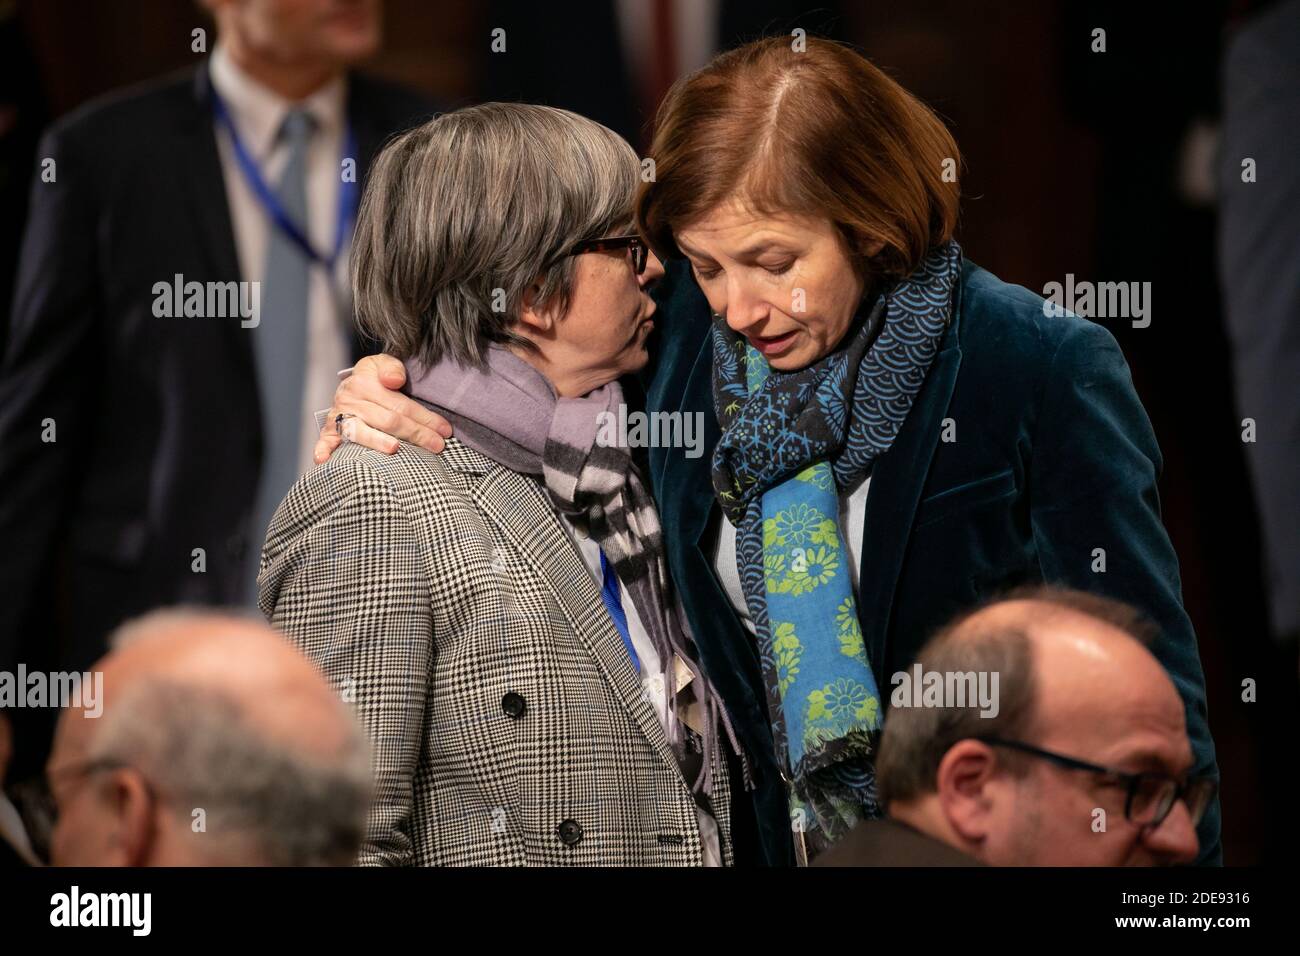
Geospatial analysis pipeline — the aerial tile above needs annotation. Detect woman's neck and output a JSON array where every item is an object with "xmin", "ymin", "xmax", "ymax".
[{"xmin": 507, "ymin": 345, "xmax": 605, "ymax": 399}]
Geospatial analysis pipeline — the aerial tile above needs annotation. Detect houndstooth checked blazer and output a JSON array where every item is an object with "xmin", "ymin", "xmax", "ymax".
[{"xmin": 259, "ymin": 437, "xmax": 733, "ymax": 866}]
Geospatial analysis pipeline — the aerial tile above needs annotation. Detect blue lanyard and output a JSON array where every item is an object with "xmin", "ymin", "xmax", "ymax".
[{"xmin": 208, "ymin": 82, "xmax": 358, "ymax": 272}]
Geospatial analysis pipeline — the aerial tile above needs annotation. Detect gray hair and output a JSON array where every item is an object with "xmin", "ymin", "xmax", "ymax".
[
  {"xmin": 87, "ymin": 681, "xmax": 374, "ymax": 868},
  {"xmin": 352, "ymin": 102, "xmax": 641, "ymax": 368},
  {"xmin": 876, "ymin": 626, "xmax": 1036, "ymax": 807},
  {"xmin": 87, "ymin": 670, "xmax": 372, "ymax": 867}
]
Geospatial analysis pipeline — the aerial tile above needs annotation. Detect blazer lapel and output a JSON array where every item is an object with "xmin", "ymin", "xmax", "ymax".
[
  {"xmin": 181, "ymin": 64, "xmax": 258, "ymax": 424},
  {"xmin": 471, "ymin": 464, "xmax": 688, "ymax": 783},
  {"xmin": 662, "ymin": 332, "xmax": 724, "ymax": 555},
  {"xmin": 344, "ymin": 78, "xmax": 384, "ymax": 362},
  {"xmin": 184, "ymin": 64, "xmax": 242, "ymax": 284},
  {"xmin": 857, "ymin": 332, "xmax": 963, "ymax": 683}
]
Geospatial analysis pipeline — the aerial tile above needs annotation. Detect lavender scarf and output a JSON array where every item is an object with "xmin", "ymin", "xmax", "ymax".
[{"xmin": 404, "ymin": 345, "xmax": 744, "ymax": 796}]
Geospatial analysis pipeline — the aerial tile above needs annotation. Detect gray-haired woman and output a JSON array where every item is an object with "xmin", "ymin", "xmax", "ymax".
[{"xmin": 258, "ymin": 103, "xmax": 742, "ymax": 866}]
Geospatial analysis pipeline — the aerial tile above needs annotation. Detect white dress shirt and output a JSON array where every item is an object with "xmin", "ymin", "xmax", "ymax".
[
  {"xmin": 558, "ymin": 514, "xmax": 723, "ymax": 867},
  {"xmin": 711, "ymin": 476, "xmax": 871, "ymax": 633},
  {"xmin": 614, "ymin": 0, "xmax": 721, "ymax": 83},
  {"xmin": 209, "ymin": 43, "xmax": 353, "ymax": 477}
]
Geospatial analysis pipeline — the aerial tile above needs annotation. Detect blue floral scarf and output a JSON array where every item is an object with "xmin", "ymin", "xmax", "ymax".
[{"xmin": 710, "ymin": 240, "xmax": 962, "ymax": 857}]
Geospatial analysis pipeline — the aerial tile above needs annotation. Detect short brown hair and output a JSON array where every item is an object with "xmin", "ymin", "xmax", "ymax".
[
  {"xmin": 636, "ymin": 36, "xmax": 960, "ymax": 279},
  {"xmin": 875, "ymin": 586, "xmax": 1159, "ymax": 806}
]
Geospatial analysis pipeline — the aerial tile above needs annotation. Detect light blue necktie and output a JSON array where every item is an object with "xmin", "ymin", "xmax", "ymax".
[{"xmin": 245, "ymin": 109, "xmax": 314, "ymax": 602}]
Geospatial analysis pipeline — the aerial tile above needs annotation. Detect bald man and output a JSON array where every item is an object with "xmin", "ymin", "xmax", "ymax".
[
  {"xmin": 817, "ymin": 586, "xmax": 1216, "ymax": 867},
  {"xmin": 44, "ymin": 609, "xmax": 371, "ymax": 866}
]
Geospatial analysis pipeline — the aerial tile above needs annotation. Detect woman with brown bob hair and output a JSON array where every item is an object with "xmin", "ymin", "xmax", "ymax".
[{"xmin": 316, "ymin": 36, "xmax": 1218, "ymax": 867}]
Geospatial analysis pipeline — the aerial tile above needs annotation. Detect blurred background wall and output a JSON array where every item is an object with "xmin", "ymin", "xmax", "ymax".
[{"xmin": 1, "ymin": 0, "xmax": 1294, "ymax": 864}]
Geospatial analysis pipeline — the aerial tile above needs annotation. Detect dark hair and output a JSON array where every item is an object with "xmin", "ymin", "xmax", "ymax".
[{"xmin": 876, "ymin": 586, "xmax": 1159, "ymax": 806}]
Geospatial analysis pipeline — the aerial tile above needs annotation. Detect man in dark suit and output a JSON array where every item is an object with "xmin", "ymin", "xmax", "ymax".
[
  {"xmin": 817, "ymin": 588, "xmax": 1212, "ymax": 866},
  {"xmin": 481, "ymin": 0, "xmax": 847, "ymax": 149},
  {"xmin": 1218, "ymin": 0, "xmax": 1300, "ymax": 658},
  {"xmin": 0, "ymin": 0, "xmax": 435, "ymax": 779}
]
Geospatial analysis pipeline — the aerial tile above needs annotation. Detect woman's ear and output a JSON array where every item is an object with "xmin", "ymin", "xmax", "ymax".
[
  {"xmin": 840, "ymin": 227, "xmax": 887, "ymax": 269},
  {"xmin": 516, "ymin": 280, "xmax": 554, "ymax": 335}
]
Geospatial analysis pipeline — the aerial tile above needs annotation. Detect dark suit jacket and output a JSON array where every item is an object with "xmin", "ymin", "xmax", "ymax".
[
  {"xmin": 0, "ymin": 64, "xmax": 435, "ymax": 771},
  {"xmin": 481, "ymin": 0, "xmax": 848, "ymax": 147},
  {"xmin": 1218, "ymin": 0, "xmax": 1300, "ymax": 642},
  {"xmin": 643, "ymin": 258, "xmax": 1221, "ymax": 867},
  {"xmin": 813, "ymin": 817, "xmax": 980, "ymax": 867}
]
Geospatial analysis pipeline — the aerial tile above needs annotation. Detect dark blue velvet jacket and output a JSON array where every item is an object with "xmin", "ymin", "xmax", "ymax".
[{"xmin": 641, "ymin": 258, "xmax": 1221, "ymax": 866}]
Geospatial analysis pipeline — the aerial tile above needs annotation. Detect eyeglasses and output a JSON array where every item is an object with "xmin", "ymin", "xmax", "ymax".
[
  {"xmin": 975, "ymin": 736, "xmax": 1217, "ymax": 829},
  {"xmin": 14, "ymin": 758, "xmax": 152, "ymax": 864},
  {"xmin": 548, "ymin": 233, "xmax": 649, "ymax": 275}
]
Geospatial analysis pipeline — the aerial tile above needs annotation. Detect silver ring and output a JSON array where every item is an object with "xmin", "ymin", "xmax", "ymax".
[{"xmin": 334, "ymin": 413, "xmax": 357, "ymax": 437}]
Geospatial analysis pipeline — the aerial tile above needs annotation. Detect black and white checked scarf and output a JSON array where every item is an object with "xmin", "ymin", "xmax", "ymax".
[{"xmin": 405, "ymin": 345, "xmax": 745, "ymax": 796}]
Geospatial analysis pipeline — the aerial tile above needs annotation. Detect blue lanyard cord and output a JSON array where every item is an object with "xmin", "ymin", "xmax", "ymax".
[{"xmin": 208, "ymin": 84, "xmax": 358, "ymax": 272}]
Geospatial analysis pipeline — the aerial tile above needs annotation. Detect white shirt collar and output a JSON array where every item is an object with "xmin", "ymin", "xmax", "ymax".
[{"xmin": 208, "ymin": 42, "xmax": 347, "ymax": 160}]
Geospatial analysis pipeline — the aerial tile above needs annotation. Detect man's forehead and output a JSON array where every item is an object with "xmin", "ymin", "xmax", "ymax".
[
  {"xmin": 1018, "ymin": 610, "xmax": 1191, "ymax": 770},
  {"xmin": 1041, "ymin": 694, "xmax": 1192, "ymax": 774},
  {"xmin": 48, "ymin": 706, "xmax": 94, "ymax": 769}
]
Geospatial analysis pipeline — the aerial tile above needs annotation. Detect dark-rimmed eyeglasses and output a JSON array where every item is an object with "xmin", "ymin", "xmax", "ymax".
[
  {"xmin": 975, "ymin": 736, "xmax": 1217, "ymax": 829},
  {"xmin": 547, "ymin": 234, "xmax": 649, "ymax": 275}
]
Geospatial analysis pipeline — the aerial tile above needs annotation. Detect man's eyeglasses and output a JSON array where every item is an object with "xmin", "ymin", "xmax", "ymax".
[
  {"xmin": 13, "ymin": 758, "xmax": 149, "ymax": 864},
  {"xmin": 548, "ymin": 234, "xmax": 649, "ymax": 275},
  {"xmin": 975, "ymin": 736, "xmax": 1217, "ymax": 829}
]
